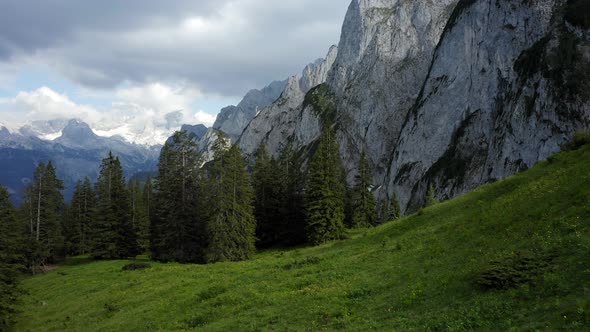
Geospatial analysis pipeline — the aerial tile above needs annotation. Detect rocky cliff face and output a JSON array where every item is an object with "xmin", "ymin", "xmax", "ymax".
[
  {"xmin": 386, "ymin": 0, "xmax": 590, "ymax": 210},
  {"xmin": 327, "ymin": 0, "xmax": 460, "ymax": 187},
  {"xmin": 212, "ymin": 80, "xmax": 288, "ymax": 140},
  {"xmin": 238, "ymin": 0, "xmax": 460, "ymax": 188},
  {"xmin": 238, "ymin": 46, "xmax": 338, "ymax": 158},
  {"xmin": 237, "ymin": 0, "xmax": 590, "ymax": 212}
]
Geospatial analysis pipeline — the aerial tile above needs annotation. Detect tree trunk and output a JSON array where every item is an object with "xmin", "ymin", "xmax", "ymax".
[{"xmin": 36, "ymin": 176, "xmax": 42, "ymax": 241}]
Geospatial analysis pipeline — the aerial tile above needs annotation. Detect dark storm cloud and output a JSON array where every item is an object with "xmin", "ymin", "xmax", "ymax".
[{"xmin": 0, "ymin": 0, "xmax": 350, "ymax": 96}]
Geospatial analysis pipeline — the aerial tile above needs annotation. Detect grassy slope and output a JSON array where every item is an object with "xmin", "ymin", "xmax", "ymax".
[{"xmin": 15, "ymin": 146, "xmax": 590, "ymax": 331}]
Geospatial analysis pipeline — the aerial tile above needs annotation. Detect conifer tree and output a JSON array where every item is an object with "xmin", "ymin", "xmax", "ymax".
[
  {"xmin": 93, "ymin": 152, "xmax": 139, "ymax": 259},
  {"xmin": 151, "ymin": 131, "xmax": 204, "ymax": 263},
  {"xmin": 129, "ymin": 179, "xmax": 150, "ymax": 252},
  {"xmin": 22, "ymin": 162, "xmax": 65, "ymax": 271},
  {"xmin": 143, "ymin": 176, "xmax": 153, "ymax": 228},
  {"xmin": 206, "ymin": 144, "xmax": 256, "ymax": 262},
  {"xmin": 305, "ymin": 126, "xmax": 346, "ymax": 245},
  {"xmin": 252, "ymin": 145, "xmax": 285, "ymax": 247},
  {"xmin": 387, "ymin": 191, "xmax": 402, "ymax": 221},
  {"xmin": 0, "ymin": 185, "xmax": 24, "ymax": 330},
  {"xmin": 63, "ymin": 179, "xmax": 96, "ymax": 256},
  {"xmin": 351, "ymin": 150, "xmax": 377, "ymax": 228},
  {"xmin": 425, "ymin": 185, "xmax": 439, "ymax": 208},
  {"xmin": 278, "ymin": 144, "xmax": 307, "ymax": 246}
]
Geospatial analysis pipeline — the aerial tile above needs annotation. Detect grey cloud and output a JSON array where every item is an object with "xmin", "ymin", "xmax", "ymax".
[{"xmin": 0, "ymin": 0, "xmax": 350, "ymax": 96}]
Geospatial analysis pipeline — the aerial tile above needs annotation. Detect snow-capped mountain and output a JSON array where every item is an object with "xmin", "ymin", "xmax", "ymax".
[
  {"xmin": 0, "ymin": 119, "xmax": 161, "ymax": 204},
  {"xmin": 10, "ymin": 112, "xmax": 190, "ymax": 147}
]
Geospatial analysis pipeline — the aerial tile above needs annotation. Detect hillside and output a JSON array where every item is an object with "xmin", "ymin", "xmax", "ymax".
[{"xmin": 14, "ymin": 145, "xmax": 590, "ymax": 331}]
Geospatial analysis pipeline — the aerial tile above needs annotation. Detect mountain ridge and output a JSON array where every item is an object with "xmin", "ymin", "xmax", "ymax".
[{"xmin": 175, "ymin": 0, "xmax": 589, "ymax": 213}]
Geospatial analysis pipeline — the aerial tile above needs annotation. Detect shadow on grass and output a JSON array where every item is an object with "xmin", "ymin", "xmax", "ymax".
[
  {"xmin": 60, "ymin": 254, "xmax": 152, "ymax": 267},
  {"xmin": 60, "ymin": 256, "xmax": 95, "ymax": 266}
]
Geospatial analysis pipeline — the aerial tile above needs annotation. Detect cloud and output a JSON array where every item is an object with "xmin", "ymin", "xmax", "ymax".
[
  {"xmin": 0, "ymin": 0, "xmax": 349, "ymax": 96},
  {"xmin": 0, "ymin": 84, "xmax": 218, "ymax": 145}
]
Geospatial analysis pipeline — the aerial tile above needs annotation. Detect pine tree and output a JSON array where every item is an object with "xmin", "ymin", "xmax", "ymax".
[
  {"xmin": 22, "ymin": 162, "xmax": 65, "ymax": 272},
  {"xmin": 425, "ymin": 185, "xmax": 439, "ymax": 208},
  {"xmin": 206, "ymin": 144, "xmax": 256, "ymax": 262},
  {"xmin": 351, "ymin": 150, "xmax": 377, "ymax": 228},
  {"xmin": 0, "ymin": 185, "xmax": 24, "ymax": 330},
  {"xmin": 387, "ymin": 191, "xmax": 402, "ymax": 221},
  {"xmin": 151, "ymin": 131, "xmax": 205, "ymax": 263},
  {"xmin": 305, "ymin": 126, "xmax": 346, "ymax": 245},
  {"xmin": 93, "ymin": 152, "xmax": 139, "ymax": 259}
]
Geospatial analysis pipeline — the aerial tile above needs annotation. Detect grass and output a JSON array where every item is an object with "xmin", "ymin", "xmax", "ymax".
[{"xmin": 14, "ymin": 145, "xmax": 590, "ymax": 331}]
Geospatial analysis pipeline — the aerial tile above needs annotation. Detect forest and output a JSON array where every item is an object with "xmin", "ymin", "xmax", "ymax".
[{"xmin": 0, "ymin": 127, "xmax": 411, "ymax": 328}]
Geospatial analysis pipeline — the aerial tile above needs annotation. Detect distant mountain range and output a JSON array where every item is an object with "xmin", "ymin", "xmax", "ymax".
[{"xmin": 0, "ymin": 119, "xmax": 161, "ymax": 204}]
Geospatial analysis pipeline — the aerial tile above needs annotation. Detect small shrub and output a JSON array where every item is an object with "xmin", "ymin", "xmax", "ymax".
[
  {"xmin": 196, "ymin": 286, "xmax": 226, "ymax": 302},
  {"xmin": 283, "ymin": 256, "xmax": 321, "ymax": 270},
  {"xmin": 562, "ymin": 131, "xmax": 590, "ymax": 151},
  {"xmin": 103, "ymin": 303, "xmax": 118, "ymax": 314},
  {"xmin": 121, "ymin": 262, "xmax": 151, "ymax": 271},
  {"xmin": 184, "ymin": 314, "xmax": 209, "ymax": 328},
  {"xmin": 347, "ymin": 288, "xmax": 372, "ymax": 303},
  {"xmin": 475, "ymin": 251, "xmax": 557, "ymax": 290}
]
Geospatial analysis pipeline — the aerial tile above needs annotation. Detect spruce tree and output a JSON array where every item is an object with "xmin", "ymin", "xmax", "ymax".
[
  {"xmin": 63, "ymin": 178, "xmax": 96, "ymax": 256},
  {"xmin": 252, "ymin": 145, "xmax": 285, "ymax": 247},
  {"xmin": 351, "ymin": 150, "xmax": 377, "ymax": 228},
  {"xmin": 387, "ymin": 191, "xmax": 402, "ymax": 221},
  {"xmin": 0, "ymin": 185, "xmax": 24, "ymax": 330},
  {"xmin": 128, "ymin": 179, "xmax": 149, "ymax": 252},
  {"xmin": 278, "ymin": 144, "xmax": 307, "ymax": 246},
  {"xmin": 22, "ymin": 162, "xmax": 65, "ymax": 271},
  {"xmin": 425, "ymin": 185, "xmax": 439, "ymax": 208},
  {"xmin": 93, "ymin": 152, "xmax": 139, "ymax": 259},
  {"xmin": 151, "ymin": 131, "xmax": 204, "ymax": 263},
  {"xmin": 305, "ymin": 126, "xmax": 346, "ymax": 245},
  {"xmin": 206, "ymin": 144, "xmax": 256, "ymax": 262},
  {"xmin": 142, "ymin": 176, "xmax": 153, "ymax": 229}
]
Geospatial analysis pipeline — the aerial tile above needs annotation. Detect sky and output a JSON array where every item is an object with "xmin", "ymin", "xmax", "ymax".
[{"xmin": 0, "ymin": 0, "xmax": 349, "ymax": 143}]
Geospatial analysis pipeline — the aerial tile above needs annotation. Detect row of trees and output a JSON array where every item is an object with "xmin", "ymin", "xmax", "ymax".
[
  {"xmin": 9, "ymin": 156, "xmax": 153, "ymax": 270},
  {"xmin": 140, "ymin": 126, "xmax": 406, "ymax": 263},
  {"xmin": 2, "ymin": 129, "xmax": 408, "ymax": 266},
  {"xmin": 0, "ymin": 126, "xmax": 413, "ymax": 326}
]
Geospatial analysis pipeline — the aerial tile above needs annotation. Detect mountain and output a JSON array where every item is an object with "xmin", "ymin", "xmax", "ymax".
[
  {"xmin": 238, "ymin": 45, "xmax": 338, "ymax": 158},
  {"xmin": 180, "ymin": 124, "xmax": 208, "ymax": 141},
  {"xmin": 236, "ymin": 0, "xmax": 590, "ymax": 212},
  {"xmin": 171, "ymin": 0, "xmax": 589, "ymax": 213},
  {"xmin": 0, "ymin": 119, "xmax": 160, "ymax": 203},
  {"xmin": 212, "ymin": 80, "xmax": 288, "ymax": 141},
  {"xmin": 173, "ymin": 80, "xmax": 289, "ymax": 163}
]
